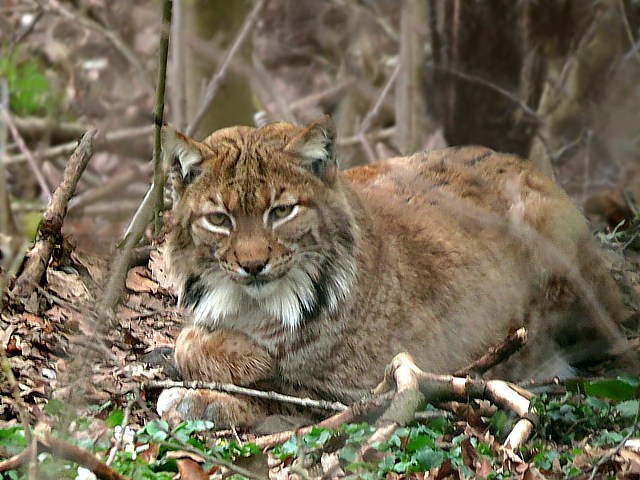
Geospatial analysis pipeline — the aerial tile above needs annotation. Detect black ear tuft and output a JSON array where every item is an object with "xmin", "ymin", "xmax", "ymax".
[{"xmin": 284, "ymin": 115, "xmax": 338, "ymax": 182}]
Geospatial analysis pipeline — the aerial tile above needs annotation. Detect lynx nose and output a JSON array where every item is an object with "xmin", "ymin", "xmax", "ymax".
[{"xmin": 239, "ymin": 259, "xmax": 267, "ymax": 276}]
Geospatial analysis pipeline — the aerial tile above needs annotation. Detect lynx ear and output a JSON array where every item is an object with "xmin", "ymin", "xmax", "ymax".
[
  {"xmin": 161, "ymin": 125, "xmax": 210, "ymax": 196},
  {"xmin": 284, "ymin": 115, "xmax": 337, "ymax": 182}
]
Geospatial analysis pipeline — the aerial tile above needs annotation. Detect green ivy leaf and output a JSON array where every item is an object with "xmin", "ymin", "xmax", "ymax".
[
  {"xmin": 582, "ymin": 378, "xmax": 639, "ymax": 401},
  {"xmin": 616, "ymin": 400, "xmax": 639, "ymax": 418},
  {"xmin": 106, "ymin": 408, "xmax": 125, "ymax": 428}
]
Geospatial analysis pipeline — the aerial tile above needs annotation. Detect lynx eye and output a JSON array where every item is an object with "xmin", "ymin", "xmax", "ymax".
[
  {"xmin": 202, "ymin": 212, "xmax": 232, "ymax": 232},
  {"xmin": 270, "ymin": 205, "xmax": 295, "ymax": 220}
]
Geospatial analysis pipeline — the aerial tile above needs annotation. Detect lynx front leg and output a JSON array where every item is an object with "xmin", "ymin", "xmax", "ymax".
[
  {"xmin": 160, "ymin": 326, "xmax": 275, "ymax": 428},
  {"xmin": 174, "ymin": 326, "xmax": 273, "ymax": 384}
]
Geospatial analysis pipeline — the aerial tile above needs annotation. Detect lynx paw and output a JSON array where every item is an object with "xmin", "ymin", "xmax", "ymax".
[
  {"xmin": 157, "ymin": 387, "xmax": 266, "ymax": 428},
  {"xmin": 175, "ymin": 326, "xmax": 273, "ymax": 384}
]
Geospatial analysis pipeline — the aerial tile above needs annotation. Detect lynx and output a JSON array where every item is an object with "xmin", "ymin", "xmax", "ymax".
[{"xmin": 157, "ymin": 115, "xmax": 630, "ymax": 428}]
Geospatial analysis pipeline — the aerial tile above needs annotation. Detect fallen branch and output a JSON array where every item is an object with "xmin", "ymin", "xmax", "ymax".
[
  {"xmin": 253, "ymin": 393, "xmax": 392, "ymax": 450},
  {"xmin": 359, "ymin": 353, "xmax": 537, "ymax": 461},
  {"xmin": 6, "ymin": 125, "xmax": 153, "ymax": 165},
  {"xmin": 453, "ymin": 327, "xmax": 528, "ymax": 377},
  {"xmin": 11, "ymin": 129, "xmax": 97, "ymax": 298},
  {"xmin": 12, "ymin": 115, "xmax": 89, "ymax": 142},
  {"xmin": 99, "ymin": 0, "xmax": 172, "ymax": 322},
  {"xmin": 0, "ymin": 107, "xmax": 51, "ymax": 197},
  {"xmin": 0, "ymin": 432, "xmax": 127, "ymax": 480},
  {"xmin": 145, "ymin": 379, "xmax": 348, "ymax": 413}
]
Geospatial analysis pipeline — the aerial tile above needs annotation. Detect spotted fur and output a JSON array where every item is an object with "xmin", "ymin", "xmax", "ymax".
[{"xmin": 158, "ymin": 116, "xmax": 631, "ymax": 428}]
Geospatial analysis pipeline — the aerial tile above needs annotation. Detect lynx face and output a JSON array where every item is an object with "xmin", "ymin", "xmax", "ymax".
[{"xmin": 162, "ymin": 116, "xmax": 356, "ymax": 331}]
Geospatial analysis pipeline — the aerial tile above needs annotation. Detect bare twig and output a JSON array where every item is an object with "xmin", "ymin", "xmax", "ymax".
[
  {"xmin": 361, "ymin": 353, "xmax": 537, "ymax": 461},
  {"xmin": 253, "ymin": 393, "xmax": 392, "ymax": 449},
  {"xmin": 0, "ymin": 449, "xmax": 30, "ymax": 473},
  {"xmin": 187, "ymin": 0, "xmax": 268, "ymax": 136},
  {"xmin": 0, "ymin": 106, "xmax": 51, "ymax": 198},
  {"xmin": 589, "ymin": 402, "xmax": 640, "ymax": 480},
  {"xmin": 170, "ymin": 0, "xmax": 186, "ymax": 130},
  {"xmin": 6, "ymin": 125, "xmax": 153, "ymax": 165},
  {"xmin": 338, "ymin": 127, "xmax": 394, "ymax": 147},
  {"xmin": 0, "ymin": 432, "xmax": 129, "ymax": 480},
  {"xmin": 11, "ymin": 129, "xmax": 97, "ymax": 298},
  {"xmin": 12, "ymin": 115, "xmax": 89, "ymax": 142},
  {"xmin": 99, "ymin": 0, "xmax": 173, "ymax": 320},
  {"xmin": 453, "ymin": 327, "xmax": 528, "ymax": 377},
  {"xmin": 430, "ymin": 63, "xmax": 541, "ymax": 123},
  {"xmin": 153, "ymin": 0, "xmax": 172, "ymax": 235},
  {"xmin": 356, "ymin": 63, "xmax": 400, "ymax": 163},
  {"xmin": 105, "ymin": 400, "xmax": 133, "ymax": 466},
  {"xmin": 359, "ymin": 63, "xmax": 401, "ymax": 135},
  {"xmin": 130, "ymin": 385, "xmax": 267, "ymax": 480},
  {"xmin": 252, "ymin": 53, "xmax": 297, "ymax": 124},
  {"xmin": 145, "ymin": 379, "xmax": 348, "ymax": 412},
  {"xmin": 68, "ymin": 164, "xmax": 151, "ymax": 213},
  {"xmin": 618, "ymin": 0, "xmax": 640, "ymax": 64},
  {"xmin": 41, "ymin": 432, "xmax": 126, "ymax": 480},
  {"xmin": 0, "ymin": 80, "xmax": 17, "ymax": 241}
]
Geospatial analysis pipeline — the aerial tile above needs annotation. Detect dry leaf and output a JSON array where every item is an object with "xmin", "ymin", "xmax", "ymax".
[
  {"xmin": 126, "ymin": 266, "xmax": 159, "ymax": 294},
  {"xmin": 46, "ymin": 269, "xmax": 90, "ymax": 301},
  {"xmin": 177, "ymin": 458, "xmax": 209, "ymax": 480}
]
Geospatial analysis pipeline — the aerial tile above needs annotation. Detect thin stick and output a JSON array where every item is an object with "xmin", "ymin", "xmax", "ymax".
[
  {"xmin": 453, "ymin": 327, "xmax": 528, "ymax": 377},
  {"xmin": 100, "ymin": 0, "xmax": 173, "ymax": 319},
  {"xmin": 358, "ymin": 63, "xmax": 401, "ymax": 135},
  {"xmin": 187, "ymin": 0, "xmax": 268, "ymax": 136},
  {"xmin": 253, "ymin": 394, "xmax": 391, "ymax": 449},
  {"xmin": 145, "ymin": 379, "xmax": 347, "ymax": 412},
  {"xmin": 12, "ymin": 115, "xmax": 88, "ymax": 141},
  {"xmin": 618, "ymin": 0, "xmax": 640, "ymax": 64},
  {"xmin": 11, "ymin": 129, "xmax": 97, "ymax": 298},
  {"xmin": 42, "ymin": 432, "xmax": 127, "ymax": 480},
  {"xmin": 131, "ymin": 386, "xmax": 267, "ymax": 480},
  {"xmin": 105, "ymin": 400, "xmax": 133, "ymax": 466},
  {"xmin": 0, "ymin": 449, "xmax": 30, "ymax": 473},
  {"xmin": 170, "ymin": 0, "xmax": 186, "ymax": 130},
  {"xmin": 589, "ymin": 403, "xmax": 640, "ymax": 480},
  {"xmin": 429, "ymin": 63, "xmax": 541, "ymax": 122},
  {"xmin": 6, "ymin": 125, "xmax": 153, "ymax": 165},
  {"xmin": 0, "ymin": 106, "xmax": 51, "ymax": 198},
  {"xmin": 356, "ymin": 63, "xmax": 400, "ymax": 163},
  {"xmin": 0, "ymin": 79, "xmax": 16, "ymax": 241},
  {"xmin": 153, "ymin": 0, "xmax": 172, "ymax": 235}
]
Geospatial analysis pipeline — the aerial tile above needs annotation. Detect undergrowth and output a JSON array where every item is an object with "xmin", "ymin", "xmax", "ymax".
[{"xmin": 0, "ymin": 377, "xmax": 638, "ymax": 479}]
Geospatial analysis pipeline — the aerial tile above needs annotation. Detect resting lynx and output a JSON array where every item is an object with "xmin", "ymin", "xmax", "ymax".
[{"xmin": 158, "ymin": 115, "xmax": 630, "ymax": 428}]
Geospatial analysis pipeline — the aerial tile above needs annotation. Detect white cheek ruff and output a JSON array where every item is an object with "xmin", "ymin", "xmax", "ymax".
[{"xmin": 180, "ymin": 254, "xmax": 354, "ymax": 332}]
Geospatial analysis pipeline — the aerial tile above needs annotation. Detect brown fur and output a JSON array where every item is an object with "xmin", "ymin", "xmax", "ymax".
[{"xmin": 157, "ymin": 116, "xmax": 630, "ymax": 428}]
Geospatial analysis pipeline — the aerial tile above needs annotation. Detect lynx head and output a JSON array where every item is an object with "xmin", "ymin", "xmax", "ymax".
[{"xmin": 162, "ymin": 116, "xmax": 357, "ymax": 331}]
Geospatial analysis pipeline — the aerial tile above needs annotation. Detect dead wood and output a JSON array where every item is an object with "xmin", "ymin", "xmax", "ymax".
[
  {"xmin": 453, "ymin": 327, "xmax": 528, "ymax": 377},
  {"xmin": 12, "ymin": 115, "xmax": 89, "ymax": 143},
  {"xmin": 0, "ymin": 431, "xmax": 127, "ymax": 480},
  {"xmin": 146, "ymin": 379, "xmax": 348, "ymax": 413},
  {"xmin": 11, "ymin": 128, "xmax": 97, "ymax": 298},
  {"xmin": 252, "ymin": 394, "xmax": 392, "ymax": 450},
  {"xmin": 360, "ymin": 353, "xmax": 537, "ymax": 461},
  {"xmin": 99, "ymin": 0, "xmax": 172, "ymax": 321}
]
